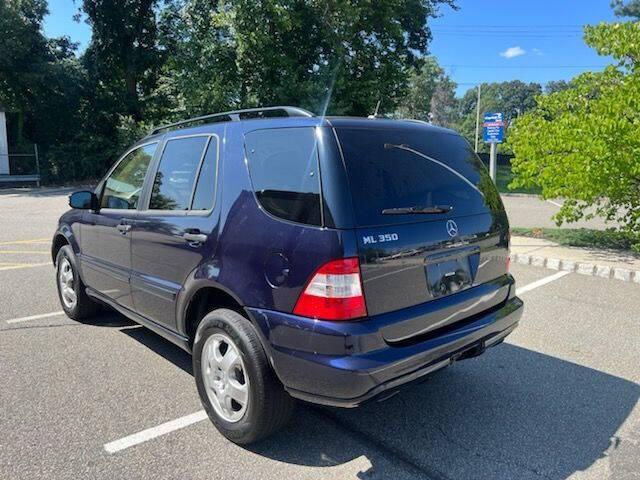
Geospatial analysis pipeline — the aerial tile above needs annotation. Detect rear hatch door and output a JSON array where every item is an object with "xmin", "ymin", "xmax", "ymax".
[{"xmin": 334, "ymin": 124, "xmax": 510, "ymax": 338}]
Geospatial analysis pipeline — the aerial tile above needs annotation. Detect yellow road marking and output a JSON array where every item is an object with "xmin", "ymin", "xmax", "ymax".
[
  {"xmin": 0, "ymin": 250, "xmax": 50, "ymax": 255},
  {"xmin": 0, "ymin": 262, "xmax": 51, "ymax": 272},
  {"xmin": 0, "ymin": 238, "xmax": 50, "ymax": 246}
]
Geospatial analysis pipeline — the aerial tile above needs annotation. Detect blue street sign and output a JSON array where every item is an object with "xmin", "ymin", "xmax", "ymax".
[{"xmin": 483, "ymin": 112, "xmax": 504, "ymax": 143}]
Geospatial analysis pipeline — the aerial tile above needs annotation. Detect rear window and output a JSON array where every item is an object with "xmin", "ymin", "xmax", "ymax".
[
  {"xmin": 335, "ymin": 127, "xmax": 496, "ymax": 227},
  {"xmin": 245, "ymin": 127, "xmax": 321, "ymax": 226}
]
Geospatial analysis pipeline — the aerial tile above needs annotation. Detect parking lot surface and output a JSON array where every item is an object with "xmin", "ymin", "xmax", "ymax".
[
  {"xmin": 1, "ymin": 188, "xmax": 638, "ymax": 480},
  {"xmin": 501, "ymin": 195, "xmax": 612, "ymax": 230}
]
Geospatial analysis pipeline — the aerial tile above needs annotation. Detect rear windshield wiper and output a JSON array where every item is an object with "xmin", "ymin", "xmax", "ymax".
[{"xmin": 381, "ymin": 205, "xmax": 453, "ymax": 215}]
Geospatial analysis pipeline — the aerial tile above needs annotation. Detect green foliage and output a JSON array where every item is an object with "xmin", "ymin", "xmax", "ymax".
[
  {"xmin": 429, "ymin": 74, "xmax": 458, "ymax": 128},
  {"xmin": 160, "ymin": 0, "xmax": 456, "ymax": 117},
  {"xmin": 511, "ymin": 227, "xmax": 640, "ymax": 254},
  {"xmin": 508, "ymin": 21, "xmax": 640, "ymax": 244},
  {"xmin": 611, "ymin": 0, "xmax": 640, "ymax": 19},
  {"xmin": 0, "ymin": 0, "xmax": 460, "ymax": 183},
  {"xmin": 80, "ymin": 0, "xmax": 165, "ymax": 120},
  {"xmin": 544, "ymin": 80, "xmax": 571, "ymax": 95},
  {"xmin": 395, "ymin": 57, "xmax": 458, "ymax": 128},
  {"xmin": 0, "ymin": 0, "xmax": 49, "ymax": 111},
  {"xmin": 0, "ymin": 0, "xmax": 88, "ymax": 179},
  {"xmin": 495, "ymin": 165, "xmax": 541, "ymax": 194}
]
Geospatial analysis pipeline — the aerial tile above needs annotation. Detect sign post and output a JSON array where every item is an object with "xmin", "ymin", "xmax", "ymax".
[
  {"xmin": 482, "ymin": 112, "xmax": 504, "ymax": 183},
  {"xmin": 489, "ymin": 142, "xmax": 497, "ymax": 182}
]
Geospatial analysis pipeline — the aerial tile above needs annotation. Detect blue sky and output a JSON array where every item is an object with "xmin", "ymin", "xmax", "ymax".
[
  {"xmin": 430, "ymin": 0, "xmax": 617, "ymax": 94},
  {"xmin": 44, "ymin": 0, "xmax": 618, "ymax": 96}
]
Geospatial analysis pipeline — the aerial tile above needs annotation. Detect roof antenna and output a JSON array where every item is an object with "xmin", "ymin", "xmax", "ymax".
[{"xmin": 368, "ymin": 100, "xmax": 381, "ymax": 119}]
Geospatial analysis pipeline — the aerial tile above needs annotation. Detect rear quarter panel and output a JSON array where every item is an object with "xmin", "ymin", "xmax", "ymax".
[{"xmin": 191, "ymin": 123, "xmax": 358, "ymax": 314}]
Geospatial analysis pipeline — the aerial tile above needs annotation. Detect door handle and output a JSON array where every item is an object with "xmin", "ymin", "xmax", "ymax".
[
  {"xmin": 116, "ymin": 223, "xmax": 131, "ymax": 234},
  {"xmin": 183, "ymin": 230, "xmax": 207, "ymax": 244}
]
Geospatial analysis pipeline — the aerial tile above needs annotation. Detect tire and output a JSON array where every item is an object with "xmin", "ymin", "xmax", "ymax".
[
  {"xmin": 55, "ymin": 245, "xmax": 101, "ymax": 321},
  {"xmin": 193, "ymin": 308, "xmax": 295, "ymax": 444}
]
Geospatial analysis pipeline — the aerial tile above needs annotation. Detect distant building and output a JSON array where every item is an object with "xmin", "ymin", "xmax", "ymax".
[{"xmin": 0, "ymin": 103, "xmax": 9, "ymax": 174}]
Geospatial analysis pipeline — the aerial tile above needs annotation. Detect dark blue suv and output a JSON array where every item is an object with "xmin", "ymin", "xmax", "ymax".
[{"xmin": 52, "ymin": 106, "xmax": 523, "ymax": 444}]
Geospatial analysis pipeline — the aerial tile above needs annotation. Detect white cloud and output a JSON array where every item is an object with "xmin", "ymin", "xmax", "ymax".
[
  {"xmin": 499, "ymin": 46, "xmax": 526, "ymax": 59},
  {"xmin": 532, "ymin": 48, "xmax": 543, "ymax": 56}
]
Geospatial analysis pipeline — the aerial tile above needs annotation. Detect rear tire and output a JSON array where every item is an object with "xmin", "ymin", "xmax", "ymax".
[
  {"xmin": 55, "ymin": 245, "xmax": 101, "ymax": 321},
  {"xmin": 193, "ymin": 308, "xmax": 295, "ymax": 444}
]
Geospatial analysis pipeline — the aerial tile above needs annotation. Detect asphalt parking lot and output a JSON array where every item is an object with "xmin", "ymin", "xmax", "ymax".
[{"xmin": 1, "ymin": 188, "xmax": 638, "ymax": 480}]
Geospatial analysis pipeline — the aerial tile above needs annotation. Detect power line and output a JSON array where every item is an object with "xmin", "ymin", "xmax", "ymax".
[
  {"xmin": 442, "ymin": 64, "xmax": 606, "ymax": 69},
  {"xmin": 432, "ymin": 28, "xmax": 583, "ymax": 32},
  {"xmin": 431, "ymin": 24, "xmax": 585, "ymax": 28},
  {"xmin": 434, "ymin": 32, "xmax": 582, "ymax": 37},
  {"xmin": 430, "ymin": 25, "xmax": 586, "ymax": 37}
]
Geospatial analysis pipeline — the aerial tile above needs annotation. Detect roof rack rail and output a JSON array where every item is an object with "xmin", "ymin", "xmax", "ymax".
[
  {"xmin": 402, "ymin": 119, "xmax": 431, "ymax": 125},
  {"xmin": 149, "ymin": 106, "xmax": 314, "ymax": 135}
]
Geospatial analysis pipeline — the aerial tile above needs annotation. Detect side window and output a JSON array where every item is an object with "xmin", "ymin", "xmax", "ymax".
[
  {"xmin": 101, "ymin": 143, "xmax": 156, "ymax": 210},
  {"xmin": 191, "ymin": 137, "xmax": 219, "ymax": 210},
  {"xmin": 245, "ymin": 127, "xmax": 321, "ymax": 226},
  {"xmin": 149, "ymin": 136, "xmax": 208, "ymax": 210}
]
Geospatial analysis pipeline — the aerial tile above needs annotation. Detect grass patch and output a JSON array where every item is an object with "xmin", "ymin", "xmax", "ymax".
[
  {"xmin": 495, "ymin": 165, "xmax": 541, "ymax": 195},
  {"xmin": 511, "ymin": 227, "xmax": 640, "ymax": 253}
]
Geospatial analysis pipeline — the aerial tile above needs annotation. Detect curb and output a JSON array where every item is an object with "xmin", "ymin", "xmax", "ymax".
[
  {"xmin": 511, "ymin": 252, "xmax": 640, "ymax": 283},
  {"xmin": 500, "ymin": 192, "xmax": 542, "ymax": 198}
]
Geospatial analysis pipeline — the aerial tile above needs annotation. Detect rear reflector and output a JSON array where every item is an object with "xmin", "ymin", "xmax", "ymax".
[{"xmin": 293, "ymin": 257, "xmax": 367, "ymax": 321}]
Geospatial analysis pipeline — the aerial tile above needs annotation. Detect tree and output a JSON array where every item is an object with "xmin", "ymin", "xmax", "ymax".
[
  {"xmin": 0, "ymin": 0, "xmax": 49, "ymax": 112},
  {"xmin": 0, "ymin": 0, "xmax": 85, "ymax": 157},
  {"xmin": 80, "ymin": 0, "xmax": 166, "ymax": 120},
  {"xmin": 544, "ymin": 80, "xmax": 571, "ymax": 94},
  {"xmin": 611, "ymin": 0, "xmax": 640, "ymax": 18},
  {"xmin": 508, "ymin": 21, "xmax": 640, "ymax": 248},
  {"xmin": 395, "ymin": 57, "xmax": 457, "ymax": 127},
  {"xmin": 3, "ymin": 0, "xmax": 461, "ymax": 183},
  {"xmin": 429, "ymin": 74, "xmax": 458, "ymax": 128},
  {"xmin": 159, "ymin": 0, "xmax": 456, "ymax": 118}
]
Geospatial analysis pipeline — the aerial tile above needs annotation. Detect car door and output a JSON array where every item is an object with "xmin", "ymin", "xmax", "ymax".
[
  {"xmin": 130, "ymin": 131, "xmax": 221, "ymax": 329},
  {"xmin": 80, "ymin": 142, "xmax": 158, "ymax": 309}
]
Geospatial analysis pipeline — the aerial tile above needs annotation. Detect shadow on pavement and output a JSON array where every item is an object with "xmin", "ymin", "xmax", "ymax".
[
  {"xmin": 121, "ymin": 323, "xmax": 193, "ymax": 374},
  {"xmin": 118, "ymin": 322, "xmax": 639, "ymax": 480}
]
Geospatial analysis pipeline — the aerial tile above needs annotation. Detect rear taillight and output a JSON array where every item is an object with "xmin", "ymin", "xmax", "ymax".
[{"xmin": 293, "ymin": 257, "xmax": 367, "ymax": 321}]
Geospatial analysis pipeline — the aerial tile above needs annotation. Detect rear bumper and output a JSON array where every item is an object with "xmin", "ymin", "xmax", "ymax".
[{"xmin": 247, "ymin": 278, "xmax": 523, "ymax": 408}]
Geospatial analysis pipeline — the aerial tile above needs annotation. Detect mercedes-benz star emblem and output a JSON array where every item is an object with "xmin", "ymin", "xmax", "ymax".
[{"xmin": 446, "ymin": 219, "xmax": 459, "ymax": 237}]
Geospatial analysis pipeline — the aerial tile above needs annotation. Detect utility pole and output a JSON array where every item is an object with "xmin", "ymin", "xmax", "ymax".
[{"xmin": 474, "ymin": 84, "xmax": 481, "ymax": 153}]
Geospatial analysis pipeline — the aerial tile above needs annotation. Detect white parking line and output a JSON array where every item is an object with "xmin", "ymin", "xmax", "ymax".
[
  {"xmin": 5, "ymin": 311, "xmax": 65, "ymax": 324},
  {"xmin": 104, "ymin": 411, "xmax": 208, "ymax": 454},
  {"xmin": 516, "ymin": 270, "xmax": 570, "ymax": 296},
  {"xmin": 546, "ymin": 199, "xmax": 563, "ymax": 207}
]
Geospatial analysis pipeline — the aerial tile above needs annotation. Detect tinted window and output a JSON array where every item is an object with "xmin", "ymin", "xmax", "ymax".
[
  {"xmin": 336, "ymin": 127, "xmax": 498, "ymax": 227},
  {"xmin": 101, "ymin": 143, "xmax": 156, "ymax": 210},
  {"xmin": 191, "ymin": 137, "xmax": 218, "ymax": 210},
  {"xmin": 150, "ymin": 136, "xmax": 208, "ymax": 210},
  {"xmin": 245, "ymin": 127, "xmax": 321, "ymax": 226}
]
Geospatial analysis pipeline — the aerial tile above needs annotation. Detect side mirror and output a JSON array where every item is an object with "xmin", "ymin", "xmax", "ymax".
[{"xmin": 69, "ymin": 191, "xmax": 98, "ymax": 210}]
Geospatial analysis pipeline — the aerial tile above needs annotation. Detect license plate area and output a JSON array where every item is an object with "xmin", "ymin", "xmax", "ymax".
[{"xmin": 425, "ymin": 250, "xmax": 475, "ymax": 298}]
